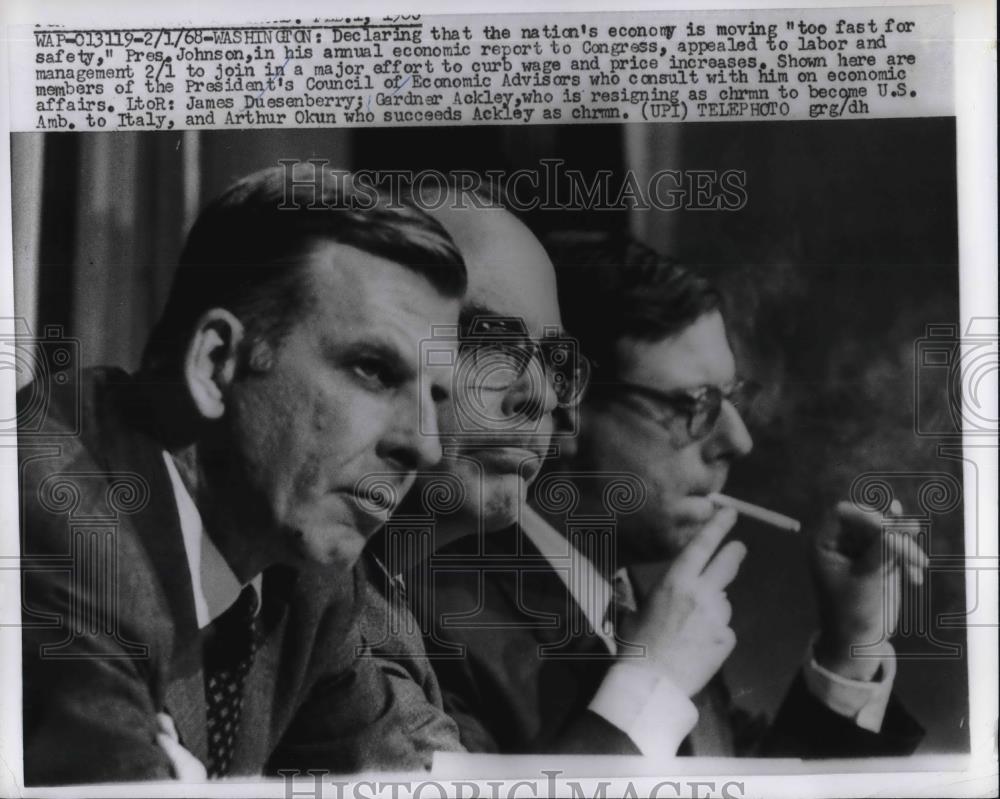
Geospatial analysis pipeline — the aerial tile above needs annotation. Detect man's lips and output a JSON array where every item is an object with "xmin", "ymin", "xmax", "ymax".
[
  {"xmin": 456, "ymin": 446, "xmax": 548, "ymax": 475},
  {"xmin": 346, "ymin": 485, "xmax": 401, "ymax": 515},
  {"xmin": 688, "ymin": 476, "xmax": 729, "ymax": 498}
]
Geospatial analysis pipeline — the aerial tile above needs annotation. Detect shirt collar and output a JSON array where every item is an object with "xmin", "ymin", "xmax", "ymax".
[
  {"xmin": 163, "ymin": 452, "xmax": 262, "ymax": 629},
  {"xmin": 521, "ymin": 505, "xmax": 632, "ymax": 654}
]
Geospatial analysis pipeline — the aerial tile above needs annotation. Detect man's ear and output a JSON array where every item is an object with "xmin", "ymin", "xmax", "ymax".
[{"xmin": 183, "ymin": 309, "xmax": 246, "ymax": 420}]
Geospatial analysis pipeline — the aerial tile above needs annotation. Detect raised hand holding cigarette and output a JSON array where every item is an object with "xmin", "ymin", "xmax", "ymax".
[
  {"xmin": 809, "ymin": 498, "xmax": 928, "ymax": 681},
  {"xmin": 618, "ymin": 506, "xmax": 746, "ymax": 697}
]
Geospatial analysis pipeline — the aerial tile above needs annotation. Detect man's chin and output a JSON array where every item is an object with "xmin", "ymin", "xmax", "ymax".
[
  {"xmin": 677, "ymin": 514, "xmax": 718, "ymax": 544},
  {"xmin": 483, "ymin": 472, "xmax": 534, "ymax": 528},
  {"xmin": 287, "ymin": 523, "xmax": 367, "ymax": 572},
  {"xmin": 636, "ymin": 516, "xmax": 710, "ymax": 563}
]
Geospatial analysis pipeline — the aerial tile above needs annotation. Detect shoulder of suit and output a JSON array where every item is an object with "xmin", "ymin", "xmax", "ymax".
[{"xmin": 286, "ymin": 560, "xmax": 363, "ymax": 633}]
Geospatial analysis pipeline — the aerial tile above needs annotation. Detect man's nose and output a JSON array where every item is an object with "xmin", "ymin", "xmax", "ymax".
[
  {"xmin": 704, "ymin": 400, "xmax": 753, "ymax": 461},
  {"xmin": 378, "ymin": 387, "xmax": 444, "ymax": 472},
  {"xmin": 500, "ymin": 359, "xmax": 559, "ymax": 423}
]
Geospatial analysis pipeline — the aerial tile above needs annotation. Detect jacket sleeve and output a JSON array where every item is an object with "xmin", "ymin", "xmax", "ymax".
[
  {"xmin": 357, "ymin": 574, "xmax": 466, "ymax": 765},
  {"xmin": 266, "ymin": 567, "xmax": 451, "ymax": 774},
  {"xmin": 754, "ymin": 671, "xmax": 925, "ymax": 758}
]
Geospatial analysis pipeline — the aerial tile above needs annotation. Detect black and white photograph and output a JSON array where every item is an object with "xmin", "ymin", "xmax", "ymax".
[{"xmin": 1, "ymin": 2, "xmax": 996, "ymax": 797}]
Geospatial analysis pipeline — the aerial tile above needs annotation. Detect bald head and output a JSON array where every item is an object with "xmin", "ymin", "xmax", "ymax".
[
  {"xmin": 415, "ymin": 199, "xmax": 564, "ymax": 535},
  {"xmin": 427, "ymin": 203, "xmax": 560, "ymax": 338}
]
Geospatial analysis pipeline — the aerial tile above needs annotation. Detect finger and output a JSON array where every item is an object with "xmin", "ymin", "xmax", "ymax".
[
  {"xmin": 856, "ymin": 499, "xmax": 922, "ymax": 556},
  {"xmin": 156, "ymin": 712, "xmax": 178, "ymax": 741},
  {"xmin": 157, "ymin": 732, "xmax": 181, "ymax": 760},
  {"xmin": 701, "ymin": 591, "xmax": 733, "ymax": 626},
  {"xmin": 837, "ymin": 501, "xmax": 885, "ymax": 534},
  {"xmin": 885, "ymin": 530, "xmax": 929, "ymax": 569},
  {"xmin": 893, "ymin": 521, "xmax": 924, "ymax": 540},
  {"xmin": 162, "ymin": 736, "xmax": 207, "ymax": 781},
  {"xmin": 671, "ymin": 507, "xmax": 739, "ymax": 577},
  {"xmin": 890, "ymin": 517, "xmax": 925, "ymax": 550},
  {"xmin": 883, "ymin": 498, "xmax": 924, "ymax": 541},
  {"xmin": 713, "ymin": 625, "xmax": 737, "ymax": 652},
  {"xmin": 887, "ymin": 536, "xmax": 925, "ymax": 587},
  {"xmin": 700, "ymin": 540, "xmax": 747, "ymax": 591},
  {"xmin": 156, "ymin": 714, "xmax": 207, "ymax": 781},
  {"xmin": 833, "ymin": 501, "xmax": 889, "ymax": 558},
  {"xmin": 885, "ymin": 531, "xmax": 929, "ymax": 585}
]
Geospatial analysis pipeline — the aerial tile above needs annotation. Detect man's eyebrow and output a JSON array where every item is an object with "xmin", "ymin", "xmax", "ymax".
[
  {"xmin": 459, "ymin": 304, "xmax": 570, "ymax": 345},
  {"xmin": 327, "ymin": 335, "xmax": 415, "ymax": 375},
  {"xmin": 459, "ymin": 302, "xmax": 503, "ymax": 326}
]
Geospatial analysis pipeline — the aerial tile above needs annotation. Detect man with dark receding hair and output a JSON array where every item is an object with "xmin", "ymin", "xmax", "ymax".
[{"xmin": 19, "ymin": 165, "xmax": 466, "ymax": 783}]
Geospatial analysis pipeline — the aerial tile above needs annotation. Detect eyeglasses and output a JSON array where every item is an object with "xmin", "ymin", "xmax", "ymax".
[
  {"xmin": 457, "ymin": 315, "xmax": 590, "ymax": 407},
  {"xmin": 603, "ymin": 378, "xmax": 760, "ymax": 442}
]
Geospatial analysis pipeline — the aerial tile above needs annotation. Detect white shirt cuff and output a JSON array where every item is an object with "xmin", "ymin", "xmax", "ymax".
[
  {"xmin": 803, "ymin": 640, "xmax": 897, "ymax": 732},
  {"xmin": 588, "ymin": 661, "xmax": 698, "ymax": 755}
]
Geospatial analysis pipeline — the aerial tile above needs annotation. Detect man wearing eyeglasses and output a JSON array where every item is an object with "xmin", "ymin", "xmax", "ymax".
[
  {"xmin": 527, "ymin": 232, "xmax": 926, "ymax": 757},
  {"xmin": 376, "ymin": 195, "xmax": 795, "ymax": 758},
  {"xmin": 363, "ymin": 193, "xmax": 619, "ymax": 755},
  {"xmin": 402, "ymin": 223, "xmax": 924, "ymax": 758}
]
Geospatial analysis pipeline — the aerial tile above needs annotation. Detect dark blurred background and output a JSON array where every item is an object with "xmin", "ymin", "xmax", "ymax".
[{"xmin": 10, "ymin": 118, "xmax": 967, "ymax": 752}]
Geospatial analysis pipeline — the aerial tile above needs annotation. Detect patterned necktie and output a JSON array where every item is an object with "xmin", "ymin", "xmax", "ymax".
[
  {"xmin": 203, "ymin": 585, "xmax": 259, "ymax": 778},
  {"xmin": 603, "ymin": 569, "xmax": 640, "ymax": 651}
]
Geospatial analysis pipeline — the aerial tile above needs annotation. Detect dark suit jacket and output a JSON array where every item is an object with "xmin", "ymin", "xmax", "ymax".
[
  {"xmin": 357, "ymin": 550, "xmax": 465, "ymax": 761},
  {"xmin": 19, "ymin": 368, "xmax": 430, "ymax": 784},
  {"xmin": 413, "ymin": 523, "xmax": 925, "ymax": 757}
]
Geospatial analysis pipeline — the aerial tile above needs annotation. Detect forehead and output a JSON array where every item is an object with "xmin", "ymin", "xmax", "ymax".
[
  {"xmin": 432, "ymin": 206, "xmax": 560, "ymax": 335},
  {"xmin": 299, "ymin": 241, "xmax": 458, "ymax": 338},
  {"xmin": 615, "ymin": 311, "xmax": 735, "ymax": 391}
]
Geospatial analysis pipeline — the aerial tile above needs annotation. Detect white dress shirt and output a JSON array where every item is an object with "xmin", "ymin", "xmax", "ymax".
[
  {"xmin": 162, "ymin": 452, "xmax": 262, "ymax": 628},
  {"xmin": 520, "ymin": 506, "xmax": 896, "ymax": 756}
]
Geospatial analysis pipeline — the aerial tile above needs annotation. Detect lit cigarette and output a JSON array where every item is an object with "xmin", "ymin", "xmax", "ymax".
[{"xmin": 708, "ymin": 493, "xmax": 801, "ymax": 533}]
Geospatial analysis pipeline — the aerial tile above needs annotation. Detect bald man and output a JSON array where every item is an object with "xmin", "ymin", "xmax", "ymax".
[{"xmin": 362, "ymin": 190, "xmax": 748, "ymax": 757}]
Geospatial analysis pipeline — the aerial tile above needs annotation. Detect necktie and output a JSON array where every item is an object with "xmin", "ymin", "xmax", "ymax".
[
  {"xmin": 603, "ymin": 569, "xmax": 642, "ymax": 655},
  {"xmin": 203, "ymin": 585, "xmax": 259, "ymax": 777}
]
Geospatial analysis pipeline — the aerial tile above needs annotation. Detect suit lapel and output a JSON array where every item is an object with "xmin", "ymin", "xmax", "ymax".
[
  {"xmin": 505, "ymin": 525, "xmax": 613, "ymax": 661},
  {"xmin": 496, "ymin": 524, "xmax": 611, "ymax": 667},
  {"xmin": 491, "ymin": 526, "xmax": 613, "ymax": 744}
]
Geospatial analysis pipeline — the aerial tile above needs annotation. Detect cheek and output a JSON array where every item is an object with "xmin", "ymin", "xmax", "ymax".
[
  {"xmin": 261, "ymin": 381, "xmax": 360, "ymax": 503},
  {"xmin": 305, "ymin": 382, "xmax": 349, "ymax": 435},
  {"xmin": 581, "ymin": 416, "xmax": 698, "ymax": 504},
  {"xmin": 648, "ymin": 449, "xmax": 688, "ymax": 488},
  {"xmin": 579, "ymin": 413, "xmax": 653, "ymax": 475},
  {"xmin": 282, "ymin": 391, "xmax": 337, "ymax": 476},
  {"xmin": 445, "ymin": 388, "xmax": 508, "ymax": 435},
  {"xmin": 230, "ymin": 381, "xmax": 299, "ymax": 473},
  {"xmin": 436, "ymin": 397, "xmax": 462, "ymax": 439},
  {"xmin": 644, "ymin": 444, "xmax": 711, "ymax": 506},
  {"xmin": 300, "ymin": 385, "xmax": 377, "ymax": 466},
  {"xmin": 290, "ymin": 449, "xmax": 325, "ymax": 499}
]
